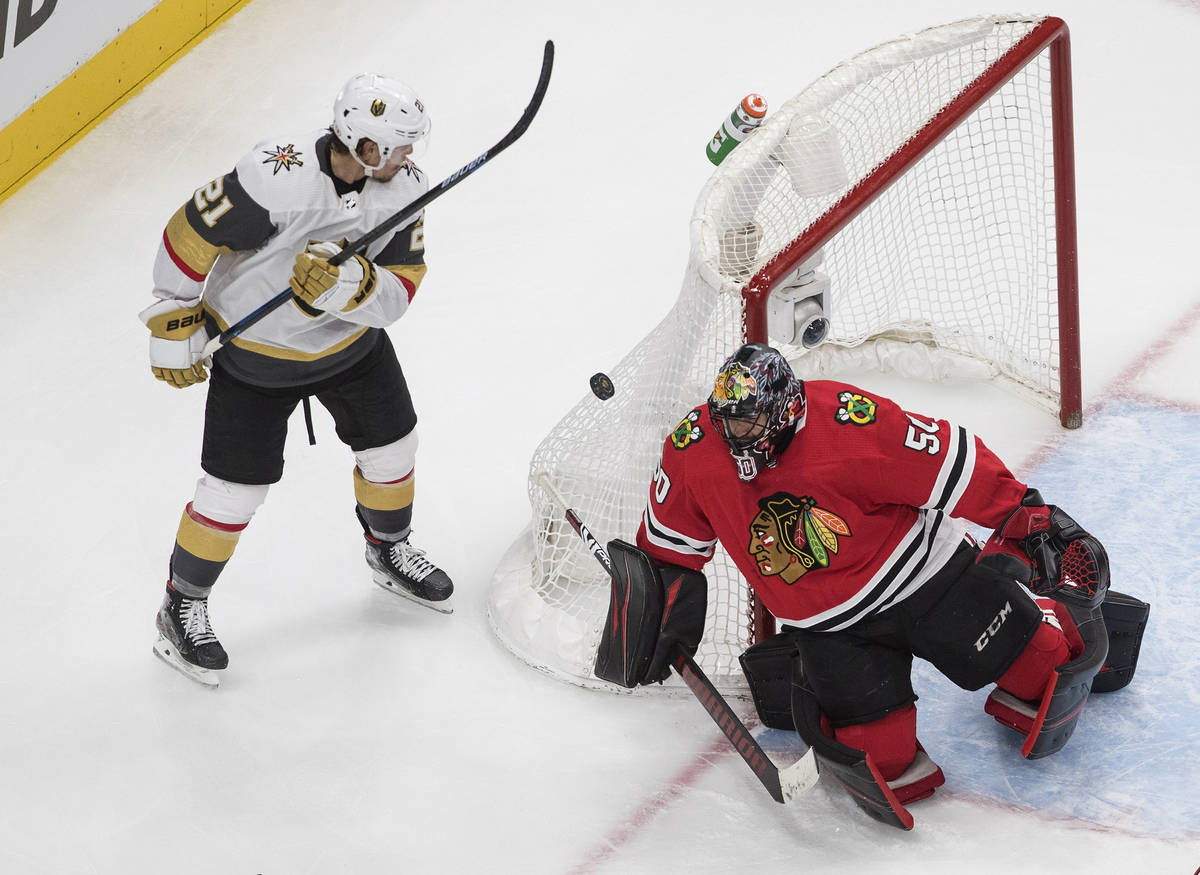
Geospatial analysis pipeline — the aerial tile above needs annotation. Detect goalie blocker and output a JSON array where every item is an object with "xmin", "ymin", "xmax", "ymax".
[{"xmin": 594, "ymin": 539, "xmax": 707, "ymax": 688}]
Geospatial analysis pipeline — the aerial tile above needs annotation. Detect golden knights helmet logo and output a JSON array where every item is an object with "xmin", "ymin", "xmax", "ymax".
[{"xmin": 747, "ymin": 492, "xmax": 851, "ymax": 584}]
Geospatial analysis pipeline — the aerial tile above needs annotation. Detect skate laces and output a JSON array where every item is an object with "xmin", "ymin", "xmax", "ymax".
[
  {"xmin": 179, "ymin": 597, "xmax": 219, "ymax": 646},
  {"xmin": 388, "ymin": 540, "xmax": 438, "ymax": 583}
]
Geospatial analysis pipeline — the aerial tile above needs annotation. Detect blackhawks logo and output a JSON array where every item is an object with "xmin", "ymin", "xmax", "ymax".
[
  {"xmin": 711, "ymin": 362, "xmax": 757, "ymax": 408},
  {"xmin": 836, "ymin": 391, "xmax": 877, "ymax": 426},
  {"xmin": 747, "ymin": 493, "xmax": 851, "ymax": 584},
  {"xmin": 670, "ymin": 410, "xmax": 704, "ymax": 449},
  {"xmin": 262, "ymin": 144, "xmax": 304, "ymax": 175}
]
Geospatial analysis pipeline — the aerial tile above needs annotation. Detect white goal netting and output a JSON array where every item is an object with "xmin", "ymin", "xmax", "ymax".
[{"xmin": 488, "ymin": 14, "xmax": 1075, "ymax": 692}]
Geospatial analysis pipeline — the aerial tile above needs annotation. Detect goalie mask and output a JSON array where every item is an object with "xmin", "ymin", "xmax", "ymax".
[
  {"xmin": 333, "ymin": 73, "xmax": 431, "ymax": 171},
  {"xmin": 708, "ymin": 343, "xmax": 806, "ymax": 481}
]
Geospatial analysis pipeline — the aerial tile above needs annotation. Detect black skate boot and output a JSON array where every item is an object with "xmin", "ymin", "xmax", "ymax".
[
  {"xmin": 364, "ymin": 534, "xmax": 454, "ymax": 614},
  {"xmin": 153, "ymin": 583, "xmax": 228, "ymax": 687}
]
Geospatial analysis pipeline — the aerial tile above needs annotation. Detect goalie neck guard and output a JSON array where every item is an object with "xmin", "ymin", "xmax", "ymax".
[{"xmin": 708, "ymin": 343, "xmax": 806, "ymax": 481}]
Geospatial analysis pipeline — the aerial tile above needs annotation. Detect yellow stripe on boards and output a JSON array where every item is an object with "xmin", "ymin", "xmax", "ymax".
[
  {"xmin": 354, "ymin": 467, "xmax": 415, "ymax": 512},
  {"xmin": 0, "ymin": 0, "xmax": 253, "ymax": 204}
]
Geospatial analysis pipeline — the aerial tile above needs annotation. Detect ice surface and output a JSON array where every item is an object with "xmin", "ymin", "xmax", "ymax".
[{"xmin": 0, "ymin": 0, "xmax": 1198, "ymax": 872}]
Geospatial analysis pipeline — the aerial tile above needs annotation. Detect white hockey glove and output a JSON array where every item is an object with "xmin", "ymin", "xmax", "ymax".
[
  {"xmin": 291, "ymin": 241, "xmax": 378, "ymax": 313},
  {"xmin": 139, "ymin": 297, "xmax": 211, "ymax": 388}
]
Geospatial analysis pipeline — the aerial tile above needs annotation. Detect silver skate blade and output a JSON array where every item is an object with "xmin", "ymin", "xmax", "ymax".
[
  {"xmin": 371, "ymin": 572, "xmax": 454, "ymax": 614},
  {"xmin": 153, "ymin": 636, "xmax": 221, "ymax": 688}
]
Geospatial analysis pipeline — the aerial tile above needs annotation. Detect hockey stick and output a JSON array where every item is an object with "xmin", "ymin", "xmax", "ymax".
[
  {"xmin": 201, "ymin": 40, "xmax": 555, "ymax": 358},
  {"xmin": 535, "ymin": 472, "xmax": 818, "ymax": 804}
]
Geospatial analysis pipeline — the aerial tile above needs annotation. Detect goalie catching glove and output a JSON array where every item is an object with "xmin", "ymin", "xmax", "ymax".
[
  {"xmin": 594, "ymin": 539, "xmax": 708, "ymax": 688},
  {"xmin": 291, "ymin": 241, "xmax": 378, "ymax": 314},
  {"xmin": 139, "ymin": 296, "xmax": 211, "ymax": 388},
  {"xmin": 978, "ymin": 488, "xmax": 1110, "ymax": 609}
]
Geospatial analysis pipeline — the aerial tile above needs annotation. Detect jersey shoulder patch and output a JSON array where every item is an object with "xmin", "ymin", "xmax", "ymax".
[
  {"xmin": 235, "ymin": 130, "xmax": 329, "ymax": 210},
  {"xmin": 670, "ymin": 407, "xmax": 707, "ymax": 450}
]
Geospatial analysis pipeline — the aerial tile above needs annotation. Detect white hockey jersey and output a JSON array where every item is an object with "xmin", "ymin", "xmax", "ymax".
[{"xmin": 151, "ymin": 130, "xmax": 428, "ymax": 387}]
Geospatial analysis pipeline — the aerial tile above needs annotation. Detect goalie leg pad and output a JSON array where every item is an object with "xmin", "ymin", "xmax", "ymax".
[
  {"xmin": 985, "ymin": 600, "xmax": 1108, "ymax": 758},
  {"xmin": 739, "ymin": 628, "xmax": 802, "ymax": 730},
  {"xmin": 833, "ymin": 704, "xmax": 917, "ymax": 782},
  {"xmin": 790, "ymin": 663, "xmax": 942, "ymax": 830},
  {"xmin": 1092, "ymin": 590, "xmax": 1150, "ymax": 693}
]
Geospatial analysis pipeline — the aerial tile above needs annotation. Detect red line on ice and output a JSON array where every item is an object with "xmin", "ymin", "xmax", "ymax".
[{"xmin": 567, "ymin": 735, "xmax": 732, "ymax": 874}]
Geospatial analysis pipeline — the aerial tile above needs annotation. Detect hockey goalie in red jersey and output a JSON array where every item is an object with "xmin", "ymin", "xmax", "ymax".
[{"xmin": 595, "ymin": 342, "xmax": 1148, "ymax": 826}]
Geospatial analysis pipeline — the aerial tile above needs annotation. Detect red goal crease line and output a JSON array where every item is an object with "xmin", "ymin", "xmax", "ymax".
[{"xmin": 1019, "ymin": 297, "xmax": 1200, "ymax": 476}]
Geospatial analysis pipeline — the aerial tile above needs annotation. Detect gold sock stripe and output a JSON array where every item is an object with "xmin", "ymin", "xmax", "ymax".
[
  {"xmin": 353, "ymin": 467, "xmax": 415, "ymax": 512},
  {"xmin": 175, "ymin": 504, "xmax": 245, "ymax": 563}
]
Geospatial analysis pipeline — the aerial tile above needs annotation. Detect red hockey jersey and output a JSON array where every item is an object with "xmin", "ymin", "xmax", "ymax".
[{"xmin": 635, "ymin": 380, "xmax": 1028, "ymax": 631}]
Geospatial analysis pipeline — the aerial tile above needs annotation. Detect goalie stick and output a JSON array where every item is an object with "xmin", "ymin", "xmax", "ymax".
[
  {"xmin": 535, "ymin": 472, "xmax": 818, "ymax": 804},
  {"xmin": 201, "ymin": 40, "xmax": 556, "ymax": 358}
]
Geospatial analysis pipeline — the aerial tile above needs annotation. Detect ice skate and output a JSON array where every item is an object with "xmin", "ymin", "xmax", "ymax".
[
  {"xmin": 364, "ymin": 534, "xmax": 454, "ymax": 613},
  {"xmin": 152, "ymin": 584, "xmax": 228, "ymax": 688}
]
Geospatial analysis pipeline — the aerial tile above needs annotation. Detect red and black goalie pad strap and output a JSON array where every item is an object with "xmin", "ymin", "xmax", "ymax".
[
  {"xmin": 1092, "ymin": 590, "xmax": 1150, "ymax": 694},
  {"xmin": 641, "ymin": 564, "xmax": 708, "ymax": 685},
  {"xmin": 1020, "ymin": 602, "xmax": 1109, "ymax": 759},
  {"xmin": 790, "ymin": 666, "xmax": 915, "ymax": 830},
  {"xmin": 593, "ymin": 539, "xmax": 664, "ymax": 688}
]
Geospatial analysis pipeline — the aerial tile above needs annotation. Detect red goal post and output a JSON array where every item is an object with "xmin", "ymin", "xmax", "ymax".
[{"xmin": 489, "ymin": 14, "xmax": 1082, "ymax": 691}]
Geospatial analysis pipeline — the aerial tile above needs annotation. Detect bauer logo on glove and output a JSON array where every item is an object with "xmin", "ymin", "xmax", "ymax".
[
  {"xmin": 138, "ymin": 297, "xmax": 212, "ymax": 388},
  {"xmin": 291, "ymin": 240, "xmax": 378, "ymax": 313}
]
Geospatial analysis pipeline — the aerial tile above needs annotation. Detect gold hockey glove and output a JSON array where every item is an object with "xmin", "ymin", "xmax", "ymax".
[
  {"xmin": 139, "ymin": 297, "xmax": 211, "ymax": 388},
  {"xmin": 291, "ymin": 241, "xmax": 377, "ymax": 313}
]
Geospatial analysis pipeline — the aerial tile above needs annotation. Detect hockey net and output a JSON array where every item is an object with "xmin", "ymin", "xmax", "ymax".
[{"xmin": 488, "ymin": 14, "xmax": 1079, "ymax": 692}]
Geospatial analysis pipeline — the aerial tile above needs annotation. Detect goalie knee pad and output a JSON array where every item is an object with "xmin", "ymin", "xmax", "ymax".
[{"xmin": 739, "ymin": 629, "xmax": 802, "ymax": 730}]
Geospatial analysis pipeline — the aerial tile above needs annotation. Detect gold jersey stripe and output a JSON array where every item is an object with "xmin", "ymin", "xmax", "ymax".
[
  {"xmin": 165, "ymin": 207, "xmax": 228, "ymax": 277},
  {"xmin": 354, "ymin": 467, "xmax": 415, "ymax": 512},
  {"xmin": 175, "ymin": 509, "xmax": 243, "ymax": 563}
]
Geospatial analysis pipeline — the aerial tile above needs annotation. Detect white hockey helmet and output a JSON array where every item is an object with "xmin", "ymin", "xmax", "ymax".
[{"xmin": 332, "ymin": 73, "xmax": 430, "ymax": 170}]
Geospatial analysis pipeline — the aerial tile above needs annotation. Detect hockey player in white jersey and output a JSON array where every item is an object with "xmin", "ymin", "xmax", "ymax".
[{"xmin": 142, "ymin": 73, "xmax": 453, "ymax": 686}]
